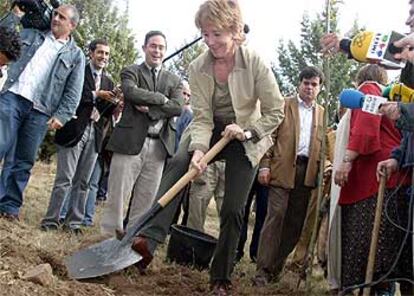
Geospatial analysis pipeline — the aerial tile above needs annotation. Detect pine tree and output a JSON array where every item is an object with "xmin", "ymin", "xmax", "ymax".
[
  {"xmin": 67, "ymin": 0, "xmax": 138, "ymax": 83},
  {"xmin": 274, "ymin": 0, "xmax": 363, "ymax": 124},
  {"xmin": 166, "ymin": 36, "xmax": 206, "ymax": 80},
  {"xmin": 0, "ymin": 0, "xmax": 138, "ymax": 161}
]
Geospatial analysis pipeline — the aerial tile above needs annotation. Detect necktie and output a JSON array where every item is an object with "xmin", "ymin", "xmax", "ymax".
[
  {"xmin": 91, "ymin": 72, "xmax": 101, "ymax": 122},
  {"xmin": 94, "ymin": 72, "xmax": 101, "ymax": 91},
  {"xmin": 151, "ymin": 67, "xmax": 157, "ymax": 90}
]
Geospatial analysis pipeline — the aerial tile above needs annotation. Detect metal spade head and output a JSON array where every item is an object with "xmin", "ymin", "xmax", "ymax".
[{"xmin": 65, "ymin": 237, "xmax": 142, "ymax": 279}]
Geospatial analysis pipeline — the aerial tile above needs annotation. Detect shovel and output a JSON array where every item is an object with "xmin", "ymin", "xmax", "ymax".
[{"xmin": 65, "ymin": 136, "xmax": 230, "ymax": 279}]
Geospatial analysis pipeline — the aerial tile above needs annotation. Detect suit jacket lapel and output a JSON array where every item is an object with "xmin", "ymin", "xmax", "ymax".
[
  {"xmin": 101, "ymin": 73, "xmax": 111, "ymax": 91},
  {"xmin": 308, "ymin": 104, "xmax": 319, "ymax": 157},
  {"xmin": 85, "ymin": 64, "xmax": 95, "ymax": 91},
  {"xmin": 292, "ymin": 98, "xmax": 300, "ymax": 152},
  {"xmin": 139, "ymin": 63, "xmax": 154, "ymax": 90},
  {"xmin": 157, "ymin": 68, "xmax": 167, "ymax": 93}
]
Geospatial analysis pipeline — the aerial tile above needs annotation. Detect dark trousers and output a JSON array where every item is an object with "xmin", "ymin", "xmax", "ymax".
[
  {"xmin": 236, "ymin": 178, "xmax": 268, "ymax": 261},
  {"xmin": 256, "ymin": 159, "xmax": 312, "ymax": 278},
  {"xmin": 140, "ymin": 128, "xmax": 257, "ymax": 283}
]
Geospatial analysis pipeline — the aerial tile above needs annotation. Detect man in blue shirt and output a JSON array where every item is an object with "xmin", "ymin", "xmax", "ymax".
[{"xmin": 0, "ymin": 4, "xmax": 85, "ymax": 220}]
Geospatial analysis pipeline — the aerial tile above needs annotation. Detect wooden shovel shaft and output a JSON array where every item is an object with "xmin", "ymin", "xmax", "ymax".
[
  {"xmin": 363, "ymin": 173, "xmax": 387, "ymax": 296},
  {"xmin": 158, "ymin": 137, "xmax": 231, "ymax": 208}
]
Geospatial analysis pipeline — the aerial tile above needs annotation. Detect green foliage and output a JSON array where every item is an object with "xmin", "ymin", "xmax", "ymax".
[
  {"xmin": 0, "ymin": 0, "xmax": 139, "ymax": 162},
  {"xmin": 66, "ymin": 0, "xmax": 138, "ymax": 83},
  {"xmin": 166, "ymin": 37, "xmax": 206, "ymax": 80},
  {"xmin": 273, "ymin": 0, "xmax": 363, "ymax": 124}
]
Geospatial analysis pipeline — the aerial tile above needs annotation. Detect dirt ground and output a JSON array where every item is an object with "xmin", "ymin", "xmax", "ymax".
[{"xmin": 0, "ymin": 161, "xmax": 329, "ymax": 295}]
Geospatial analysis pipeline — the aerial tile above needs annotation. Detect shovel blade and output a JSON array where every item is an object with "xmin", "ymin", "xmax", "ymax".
[{"xmin": 65, "ymin": 238, "xmax": 142, "ymax": 279}]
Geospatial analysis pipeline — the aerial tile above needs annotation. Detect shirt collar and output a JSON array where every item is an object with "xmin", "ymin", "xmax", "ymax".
[
  {"xmin": 144, "ymin": 62, "xmax": 162, "ymax": 74},
  {"xmin": 48, "ymin": 31, "xmax": 69, "ymax": 45},
  {"xmin": 297, "ymin": 95, "xmax": 315, "ymax": 109},
  {"xmin": 90, "ymin": 63, "xmax": 103, "ymax": 76}
]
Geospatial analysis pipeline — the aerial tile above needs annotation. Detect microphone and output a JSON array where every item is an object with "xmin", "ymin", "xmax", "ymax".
[
  {"xmin": 339, "ymin": 89, "xmax": 387, "ymax": 115},
  {"xmin": 382, "ymin": 83, "xmax": 414, "ymax": 103},
  {"xmin": 339, "ymin": 31, "xmax": 406, "ymax": 68}
]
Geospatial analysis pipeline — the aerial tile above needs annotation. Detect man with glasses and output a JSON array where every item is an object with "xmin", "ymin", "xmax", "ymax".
[{"xmin": 0, "ymin": 4, "xmax": 85, "ymax": 220}]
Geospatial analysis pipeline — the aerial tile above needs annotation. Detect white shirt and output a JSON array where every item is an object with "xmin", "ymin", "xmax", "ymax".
[
  {"xmin": 9, "ymin": 33, "xmax": 66, "ymax": 103},
  {"xmin": 297, "ymin": 96, "xmax": 314, "ymax": 157},
  {"xmin": 0, "ymin": 66, "xmax": 7, "ymax": 90}
]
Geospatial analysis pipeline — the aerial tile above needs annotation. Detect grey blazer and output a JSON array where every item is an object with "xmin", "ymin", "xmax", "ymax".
[{"xmin": 106, "ymin": 63, "xmax": 183, "ymax": 156}]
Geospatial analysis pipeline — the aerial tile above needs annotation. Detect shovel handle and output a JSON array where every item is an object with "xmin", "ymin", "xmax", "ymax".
[
  {"xmin": 363, "ymin": 171, "xmax": 387, "ymax": 296},
  {"xmin": 158, "ymin": 136, "xmax": 231, "ymax": 208}
]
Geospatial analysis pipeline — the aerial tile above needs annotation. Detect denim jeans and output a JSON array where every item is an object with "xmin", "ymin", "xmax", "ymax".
[
  {"xmin": 60, "ymin": 159, "xmax": 102, "ymax": 226},
  {"xmin": 42, "ymin": 124, "xmax": 98, "ymax": 229},
  {"xmin": 0, "ymin": 140, "xmax": 16, "ymax": 197},
  {"xmin": 0, "ymin": 91, "xmax": 49, "ymax": 215}
]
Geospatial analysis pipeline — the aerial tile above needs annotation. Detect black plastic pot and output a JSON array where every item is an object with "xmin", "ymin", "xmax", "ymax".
[{"xmin": 166, "ymin": 224, "xmax": 218, "ymax": 270}]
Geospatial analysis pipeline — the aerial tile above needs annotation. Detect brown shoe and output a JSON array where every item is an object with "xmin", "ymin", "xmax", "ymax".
[{"xmin": 131, "ymin": 236, "xmax": 154, "ymax": 271}]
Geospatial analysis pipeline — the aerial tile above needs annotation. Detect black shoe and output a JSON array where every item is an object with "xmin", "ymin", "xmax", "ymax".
[
  {"xmin": 62, "ymin": 225, "xmax": 84, "ymax": 235},
  {"xmin": 234, "ymin": 251, "xmax": 243, "ymax": 264}
]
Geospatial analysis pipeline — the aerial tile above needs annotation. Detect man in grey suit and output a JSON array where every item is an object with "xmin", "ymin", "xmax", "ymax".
[{"xmin": 100, "ymin": 31, "xmax": 184, "ymax": 236}]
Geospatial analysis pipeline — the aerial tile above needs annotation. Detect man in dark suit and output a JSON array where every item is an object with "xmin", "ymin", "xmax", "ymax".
[
  {"xmin": 41, "ymin": 39, "xmax": 117, "ymax": 232},
  {"xmin": 100, "ymin": 31, "xmax": 183, "ymax": 237}
]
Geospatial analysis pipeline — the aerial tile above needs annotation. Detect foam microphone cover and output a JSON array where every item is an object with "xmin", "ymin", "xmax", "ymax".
[
  {"xmin": 350, "ymin": 31, "xmax": 374, "ymax": 63},
  {"xmin": 339, "ymin": 89, "xmax": 365, "ymax": 109}
]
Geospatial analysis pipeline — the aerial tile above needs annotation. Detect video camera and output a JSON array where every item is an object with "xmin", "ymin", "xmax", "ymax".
[{"xmin": 13, "ymin": 0, "xmax": 60, "ymax": 31}]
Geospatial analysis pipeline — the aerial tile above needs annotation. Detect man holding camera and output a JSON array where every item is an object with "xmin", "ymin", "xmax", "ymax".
[
  {"xmin": 40, "ymin": 39, "xmax": 117, "ymax": 232},
  {"xmin": 0, "ymin": 4, "xmax": 85, "ymax": 220}
]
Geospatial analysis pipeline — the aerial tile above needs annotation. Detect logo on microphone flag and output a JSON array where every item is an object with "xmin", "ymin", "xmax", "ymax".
[{"xmin": 362, "ymin": 95, "xmax": 387, "ymax": 115}]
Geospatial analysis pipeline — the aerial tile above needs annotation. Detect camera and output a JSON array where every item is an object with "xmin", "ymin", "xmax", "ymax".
[{"xmin": 13, "ymin": 0, "xmax": 60, "ymax": 31}]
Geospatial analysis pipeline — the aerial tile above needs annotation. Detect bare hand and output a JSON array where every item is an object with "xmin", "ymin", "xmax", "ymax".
[
  {"xmin": 221, "ymin": 123, "xmax": 245, "ymax": 141},
  {"xmin": 258, "ymin": 169, "xmax": 271, "ymax": 185},
  {"xmin": 47, "ymin": 117, "xmax": 63, "ymax": 130},
  {"xmin": 320, "ymin": 33, "xmax": 341, "ymax": 55},
  {"xmin": 190, "ymin": 150, "xmax": 207, "ymax": 176},
  {"xmin": 135, "ymin": 105, "xmax": 149, "ymax": 113},
  {"xmin": 334, "ymin": 162, "xmax": 352, "ymax": 187},
  {"xmin": 393, "ymin": 33, "xmax": 414, "ymax": 63},
  {"xmin": 379, "ymin": 102, "xmax": 401, "ymax": 120},
  {"xmin": 376, "ymin": 159, "xmax": 397, "ymax": 181},
  {"xmin": 97, "ymin": 90, "xmax": 116, "ymax": 102},
  {"xmin": 12, "ymin": 4, "xmax": 25, "ymax": 17}
]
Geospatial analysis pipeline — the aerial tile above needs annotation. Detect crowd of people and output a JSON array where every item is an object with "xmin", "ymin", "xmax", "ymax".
[{"xmin": 1, "ymin": 0, "xmax": 414, "ymax": 295}]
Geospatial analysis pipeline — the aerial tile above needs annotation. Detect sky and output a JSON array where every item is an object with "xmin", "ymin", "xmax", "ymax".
[{"xmin": 117, "ymin": 0, "xmax": 409, "ymax": 66}]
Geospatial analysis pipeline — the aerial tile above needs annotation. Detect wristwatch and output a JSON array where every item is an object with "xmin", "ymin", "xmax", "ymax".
[{"xmin": 244, "ymin": 130, "xmax": 253, "ymax": 141}]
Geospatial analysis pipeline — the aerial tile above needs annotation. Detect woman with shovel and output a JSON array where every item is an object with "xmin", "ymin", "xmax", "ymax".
[{"xmin": 130, "ymin": 0, "xmax": 285, "ymax": 295}]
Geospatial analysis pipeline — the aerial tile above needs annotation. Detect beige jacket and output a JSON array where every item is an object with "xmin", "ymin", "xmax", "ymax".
[{"xmin": 188, "ymin": 46, "xmax": 285, "ymax": 167}]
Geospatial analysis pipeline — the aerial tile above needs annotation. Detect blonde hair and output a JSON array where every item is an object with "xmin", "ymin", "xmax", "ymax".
[
  {"xmin": 355, "ymin": 64, "xmax": 388, "ymax": 86},
  {"xmin": 195, "ymin": 0, "xmax": 246, "ymax": 45}
]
